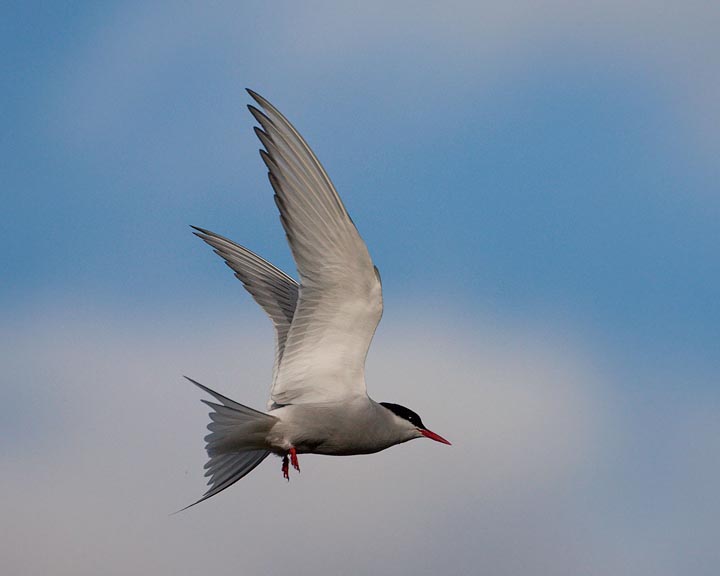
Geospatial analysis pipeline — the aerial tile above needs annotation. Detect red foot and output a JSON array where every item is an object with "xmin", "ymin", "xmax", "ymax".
[
  {"xmin": 282, "ymin": 455, "xmax": 290, "ymax": 481},
  {"xmin": 289, "ymin": 447, "xmax": 300, "ymax": 473}
]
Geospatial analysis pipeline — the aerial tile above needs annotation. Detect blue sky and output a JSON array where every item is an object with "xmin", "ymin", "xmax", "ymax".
[{"xmin": 2, "ymin": 2, "xmax": 719, "ymax": 574}]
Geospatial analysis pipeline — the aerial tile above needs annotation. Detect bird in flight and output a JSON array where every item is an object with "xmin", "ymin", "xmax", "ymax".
[{"xmin": 184, "ymin": 90, "xmax": 450, "ymax": 509}]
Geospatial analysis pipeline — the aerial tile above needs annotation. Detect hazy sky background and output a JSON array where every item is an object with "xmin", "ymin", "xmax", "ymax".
[{"xmin": 2, "ymin": 2, "xmax": 719, "ymax": 574}]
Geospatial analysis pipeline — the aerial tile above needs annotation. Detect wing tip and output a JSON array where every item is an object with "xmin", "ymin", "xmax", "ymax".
[
  {"xmin": 247, "ymin": 103, "xmax": 269, "ymax": 125},
  {"xmin": 190, "ymin": 224, "xmax": 210, "ymax": 238},
  {"xmin": 246, "ymin": 88, "xmax": 271, "ymax": 112}
]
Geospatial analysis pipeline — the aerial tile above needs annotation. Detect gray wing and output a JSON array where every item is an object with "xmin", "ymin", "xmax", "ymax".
[
  {"xmin": 191, "ymin": 226, "xmax": 298, "ymax": 382},
  {"xmin": 247, "ymin": 90, "xmax": 383, "ymax": 405}
]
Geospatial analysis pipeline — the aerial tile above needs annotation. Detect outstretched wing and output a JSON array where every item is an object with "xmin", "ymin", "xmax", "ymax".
[
  {"xmin": 247, "ymin": 89, "xmax": 383, "ymax": 405},
  {"xmin": 191, "ymin": 226, "xmax": 299, "ymax": 383}
]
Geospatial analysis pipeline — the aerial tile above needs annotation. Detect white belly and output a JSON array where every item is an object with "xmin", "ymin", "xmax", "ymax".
[{"xmin": 266, "ymin": 399, "xmax": 403, "ymax": 456}]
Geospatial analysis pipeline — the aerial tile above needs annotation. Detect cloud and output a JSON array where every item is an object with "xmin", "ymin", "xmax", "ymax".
[
  {"xmin": 3, "ymin": 303, "xmax": 718, "ymax": 574},
  {"xmin": 0, "ymin": 304, "xmax": 612, "ymax": 575},
  {"xmin": 47, "ymin": 0, "xmax": 720, "ymax": 160}
]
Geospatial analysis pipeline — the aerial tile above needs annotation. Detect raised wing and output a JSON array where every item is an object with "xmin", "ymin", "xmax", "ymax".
[
  {"xmin": 248, "ymin": 89, "xmax": 383, "ymax": 405},
  {"xmin": 191, "ymin": 225, "xmax": 299, "ymax": 382}
]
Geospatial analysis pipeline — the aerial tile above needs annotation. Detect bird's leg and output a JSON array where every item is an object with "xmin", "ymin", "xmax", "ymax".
[
  {"xmin": 289, "ymin": 447, "xmax": 300, "ymax": 473},
  {"xmin": 281, "ymin": 448, "xmax": 299, "ymax": 480},
  {"xmin": 282, "ymin": 454, "xmax": 290, "ymax": 481}
]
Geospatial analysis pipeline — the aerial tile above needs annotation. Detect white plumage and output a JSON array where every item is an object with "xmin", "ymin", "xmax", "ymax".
[{"xmin": 183, "ymin": 90, "xmax": 449, "ymax": 510}]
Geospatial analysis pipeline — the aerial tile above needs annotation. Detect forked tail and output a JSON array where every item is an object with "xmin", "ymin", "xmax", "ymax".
[{"xmin": 179, "ymin": 376, "xmax": 278, "ymax": 511}]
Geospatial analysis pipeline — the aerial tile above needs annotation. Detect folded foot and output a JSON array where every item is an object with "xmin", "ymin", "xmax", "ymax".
[
  {"xmin": 282, "ymin": 454, "xmax": 290, "ymax": 481},
  {"xmin": 281, "ymin": 448, "xmax": 299, "ymax": 480},
  {"xmin": 289, "ymin": 447, "xmax": 300, "ymax": 473}
]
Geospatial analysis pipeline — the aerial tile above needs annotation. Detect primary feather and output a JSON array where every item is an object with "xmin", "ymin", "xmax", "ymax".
[
  {"xmin": 191, "ymin": 226, "xmax": 298, "ymax": 390},
  {"xmin": 247, "ymin": 89, "xmax": 384, "ymax": 405}
]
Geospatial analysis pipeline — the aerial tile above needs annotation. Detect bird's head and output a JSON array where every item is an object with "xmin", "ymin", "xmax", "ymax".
[{"xmin": 380, "ymin": 402, "xmax": 451, "ymax": 445}]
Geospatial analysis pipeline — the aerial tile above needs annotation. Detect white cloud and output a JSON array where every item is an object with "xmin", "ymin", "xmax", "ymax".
[
  {"xmin": 0, "ymin": 304, "xmax": 608, "ymax": 575},
  {"xmin": 48, "ymin": 0, "xmax": 720, "ymax": 160},
  {"xmin": 3, "ymin": 303, "xmax": 719, "ymax": 574}
]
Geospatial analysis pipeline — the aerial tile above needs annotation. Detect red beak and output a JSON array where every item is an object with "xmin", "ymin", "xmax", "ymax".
[{"xmin": 420, "ymin": 429, "xmax": 451, "ymax": 445}]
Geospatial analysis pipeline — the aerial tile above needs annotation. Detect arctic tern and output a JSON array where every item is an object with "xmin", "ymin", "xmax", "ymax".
[{"xmin": 184, "ymin": 90, "xmax": 450, "ymax": 509}]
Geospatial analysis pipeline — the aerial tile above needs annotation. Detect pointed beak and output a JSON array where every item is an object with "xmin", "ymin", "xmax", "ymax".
[{"xmin": 419, "ymin": 428, "xmax": 451, "ymax": 445}]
